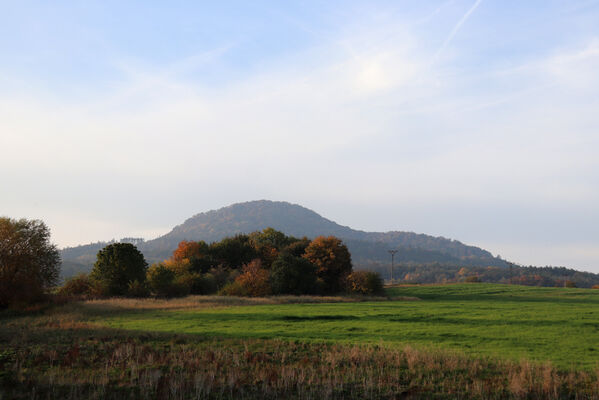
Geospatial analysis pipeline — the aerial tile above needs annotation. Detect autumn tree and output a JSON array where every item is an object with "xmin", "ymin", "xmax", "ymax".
[
  {"xmin": 303, "ymin": 236, "xmax": 352, "ymax": 294},
  {"xmin": 346, "ymin": 270, "xmax": 384, "ymax": 295},
  {"xmin": 248, "ymin": 228, "xmax": 298, "ymax": 268},
  {"xmin": 90, "ymin": 243, "xmax": 148, "ymax": 296},
  {"xmin": 0, "ymin": 217, "xmax": 61, "ymax": 306},
  {"xmin": 221, "ymin": 259, "xmax": 271, "ymax": 297},
  {"xmin": 167, "ymin": 240, "xmax": 211, "ymax": 273}
]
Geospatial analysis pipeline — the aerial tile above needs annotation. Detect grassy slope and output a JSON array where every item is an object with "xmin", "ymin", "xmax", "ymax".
[{"xmin": 96, "ymin": 284, "xmax": 599, "ymax": 370}]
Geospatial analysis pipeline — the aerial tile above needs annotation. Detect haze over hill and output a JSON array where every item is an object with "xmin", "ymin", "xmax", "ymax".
[{"xmin": 61, "ymin": 200, "xmax": 506, "ymax": 273}]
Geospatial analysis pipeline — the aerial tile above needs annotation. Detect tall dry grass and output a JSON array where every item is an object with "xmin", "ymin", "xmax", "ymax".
[{"xmin": 2, "ymin": 333, "xmax": 598, "ymax": 399}]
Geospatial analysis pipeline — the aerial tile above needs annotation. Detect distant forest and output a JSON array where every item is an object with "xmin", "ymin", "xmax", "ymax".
[
  {"xmin": 61, "ymin": 237, "xmax": 599, "ymax": 289},
  {"xmin": 367, "ymin": 262, "xmax": 599, "ymax": 288}
]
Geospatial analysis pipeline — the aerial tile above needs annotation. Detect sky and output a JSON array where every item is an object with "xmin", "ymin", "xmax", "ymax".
[{"xmin": 1, "ymin": 1, "xmax": 598, "ymax": 272}]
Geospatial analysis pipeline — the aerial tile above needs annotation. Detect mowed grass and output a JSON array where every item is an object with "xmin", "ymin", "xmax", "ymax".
[{"xmin": 94, "ymin": 283, "xmax": 599, "ymax": 370}]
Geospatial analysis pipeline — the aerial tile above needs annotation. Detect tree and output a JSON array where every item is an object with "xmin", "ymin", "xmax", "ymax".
[
  {"xmin": 90, "ymin": 243, "xmax": 147, "ymax": 296},
  {"xmin": 209, "ymin": 234, "xmax": 257, "ymax": 269},
  {"xmin": 0, "ymin": 217, "xmax": 61, "ymax": 306},
  {"xmin": 346, "ymin": 271, "xmax": 384, "ymax": 295},
  {"xmin": 146, "ymin": 263, "xmax": 176, "ymax": 297},
  {"xmin": 167, "ymin": 240, "xmax": 211, "ymax": 273},
  {"xmin": 303, "ymin": 236, "xmax": 352, "ymax": 294},
  {"xmin": 270, "ymin": 252, "xmax": 318, "ymax": 295},
  {"xmin": 230, "ymin": 259, "xmax": 271, "ymax": 297},
  {"xmin": 283, "ymin": 237, "xmax": 311, "ymax": 257}
]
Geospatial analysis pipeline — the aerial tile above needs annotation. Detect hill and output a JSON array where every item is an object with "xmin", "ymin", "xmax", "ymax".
[
  {"xmin": 60, "ymin": 200, "xmax": 599, "ymax": 287},
  {"xmin": 61, "ymin": 200, "xmax": 505, "ymax": 272}
]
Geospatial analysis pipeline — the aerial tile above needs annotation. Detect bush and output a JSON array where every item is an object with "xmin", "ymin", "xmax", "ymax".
[
  {"xmin": 465, "ymin": 276, "xmax": 481, "ymax": 283},
  {"xmin": 270, "ymin": 252, "xmax": 318, "ymax": 295},
  {"xmin": 346, "ymin": 271, "xmax": 384, "ymax": 295},
  {"xmin": 592, "ymin": 285, "xmax": 599, "ymax": 289},
  {"xmin": 564, "ymin": 280, "xmax": 577, "ymax": 288},
  {"xmin": 218, "ymin": 280, "xmax": 249, "ymax": 296},
  {"xmin": 57, "ymin": 274, "xmax": 95, "ymax": 298}
]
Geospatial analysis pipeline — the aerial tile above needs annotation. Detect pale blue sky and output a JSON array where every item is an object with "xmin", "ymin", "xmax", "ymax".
[{"xmin": 1, "ymin": 1, "xmax": 598, "ymax": 271}]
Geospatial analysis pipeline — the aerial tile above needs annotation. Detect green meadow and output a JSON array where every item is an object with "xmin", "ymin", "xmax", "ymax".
[{"xmin": 96, "ymin": 283, "xmax": 599, "ymax": 370}]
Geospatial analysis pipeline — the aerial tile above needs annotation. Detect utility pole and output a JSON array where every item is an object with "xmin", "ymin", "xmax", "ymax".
[{"xmin": 388, "ymin": 250, "xmax": 398, "ymax": 284}]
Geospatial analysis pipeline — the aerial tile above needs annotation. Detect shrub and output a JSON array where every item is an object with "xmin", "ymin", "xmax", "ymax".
[
  {"xmin": 346, "ymin": 271, "xmax": 384, "ymax": 295},
  {"xmin": 465, "ymin": 276, "xmax": 481, "ymax": 283},
  {"xmin": 57, "ymin": 274, "xmax": 94, "ymax": 298},
  {"xmin": 218, "ymin": 280, "xmax": 249, "ymax": 296},
  {"xmin": 564, "ymin": 280, "xmax": 577, "ymax": 288},
  {"xmin": 592, "ymin": 285, "xmax": 599, "ymax": 289},
  {"xmin": 270, "ymin": 252, "xmax": 318, "ymax": 295}
]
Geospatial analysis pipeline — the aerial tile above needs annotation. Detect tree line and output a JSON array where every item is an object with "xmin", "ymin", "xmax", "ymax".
[{"xmin": 60, "ymin": 227, "xmax": 383, "ymax": 299}]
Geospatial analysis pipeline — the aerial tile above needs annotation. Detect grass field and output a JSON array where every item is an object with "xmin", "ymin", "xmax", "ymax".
[
  {"xmin": 95, "ymin": 284, "xmax": 599, "ymax": 370},
  {"xmin": 2, "ymin": 283, "xmax": 599, "ymax": 399}
]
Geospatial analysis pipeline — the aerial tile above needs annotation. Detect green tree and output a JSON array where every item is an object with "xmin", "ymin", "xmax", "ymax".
[
  {"xmin": 282, "ymin": 237, "xmax": 311, "ymax": 257},
  {"xmin": 90, "ymin": 243, "xmax": 147, "ymax": 296},
  {"xmin": 209, "ymin": 234, "xmax": 256, "ymax": 268},
  {"xmin": 146, "ymin": 263, "xmax": 176, "ymax": 297},
  {"xmin": 270, "ymin": 252, "xmax": 318, "ymax": 295},
  {"xmin": 0, "ymin": 217, "xmax": 60, "ymax": 306},
  {"xmin": 304, "ymin": 236, "xmax": 353, "ymax": 294}
]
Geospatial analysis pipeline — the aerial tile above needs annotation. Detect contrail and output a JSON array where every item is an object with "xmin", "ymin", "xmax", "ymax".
[{"xmin": 434, "ymin": 0, "xmax": 483, "ymax": 60}]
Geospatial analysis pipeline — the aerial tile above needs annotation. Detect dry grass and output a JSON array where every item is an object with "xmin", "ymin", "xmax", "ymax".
[
  {"xmin": 83, "ymin": 294, "xmax": 418, "ymax": 311},
  {"xmin": 2, "ymin": 332, "xmax": 598, "ymax": 399}
]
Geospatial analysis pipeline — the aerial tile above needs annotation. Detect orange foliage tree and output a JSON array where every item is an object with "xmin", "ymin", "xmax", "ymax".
[
  {"xmin": 235, "ymin": 259, "xmax": 271, "ymax": 297},
  {"xmin": 303, "ymin": 236, "xmax": 352, "ymax": 294}
]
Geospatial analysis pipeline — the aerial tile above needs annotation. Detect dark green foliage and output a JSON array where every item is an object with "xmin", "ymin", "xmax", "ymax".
[
  {"xmin": 0, "ymin": 217, "xmax": 60, "ymax": 307},
  {"xmin": 146, "ymin": 264, "xmax": 176, "ymax": 297},
  {"xmin": 249, "ymin": 227, "xmax": 293, "ymax": 251},
  {"xmin": 270, "ymin": 252, "xmax": 318, "ymax": 295},
  {"xmin": 127, "ymin": 280, "xmax": 150, "ymax": 298},
  {"xmin": 208, "ymin": 234, "xmax": 257, "ymax": 269},
  {"xmin": 90, "ymin": 243, "xmax": 147, "ymax": 296},
  {"xmin": 283, "ymin": 237, "xmax": 311, "ymax": 257}
]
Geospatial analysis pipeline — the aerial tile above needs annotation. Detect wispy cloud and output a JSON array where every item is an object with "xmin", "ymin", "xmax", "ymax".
[{"xmin": 433, "ymin": 0, "xmax": 482, "ymax": 61}]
